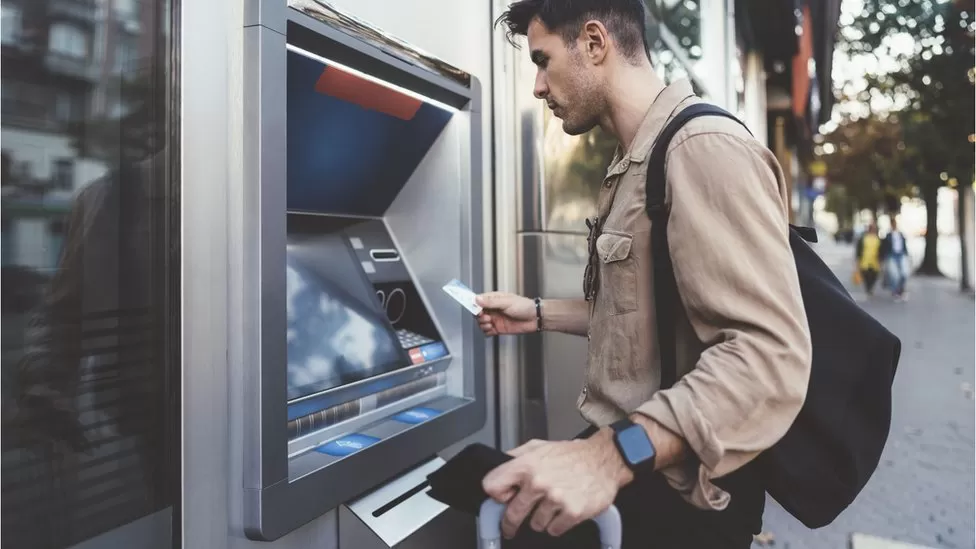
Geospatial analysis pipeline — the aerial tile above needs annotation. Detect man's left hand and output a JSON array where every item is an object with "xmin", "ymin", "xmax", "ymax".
[{"xmin": 481, "ymin": 429, "xmax": 633, "ymax": 538}]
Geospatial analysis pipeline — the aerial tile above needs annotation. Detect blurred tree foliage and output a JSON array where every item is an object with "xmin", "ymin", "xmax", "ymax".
[
  {"xmin": 647, "ymin": 0, "xmax": 702, "ymax": 60},
  {"xmin": 827, "ymin": 0, "xmax": 974, "ymax": 277},
  {"xmin": 823, "ymin": 114, "xmax": 911, "ymax": 215}
]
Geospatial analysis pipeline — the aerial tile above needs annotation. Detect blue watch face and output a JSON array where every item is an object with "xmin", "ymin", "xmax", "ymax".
[{"xmin": 618, "ymin": 424, "xmax": 656, "ymax": 466}]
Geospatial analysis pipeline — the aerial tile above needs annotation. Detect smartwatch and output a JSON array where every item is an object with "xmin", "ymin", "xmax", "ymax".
[{"xmin": 610, "ymin": 418, "xmax": 657, "ymax": 474}]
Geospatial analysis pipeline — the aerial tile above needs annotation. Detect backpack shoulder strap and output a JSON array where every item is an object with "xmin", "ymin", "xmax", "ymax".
[
  {"xmin": 645, "ymin": 103, "xmax": 749, "ymax": 389},
  {"xmin": 645, "ymin": 103, "xmax": 749, "ymax": 212}
]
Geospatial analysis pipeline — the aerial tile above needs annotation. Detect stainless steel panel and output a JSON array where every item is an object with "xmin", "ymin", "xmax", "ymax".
[
  {"xmin": 537, "ymin": 112, "xmax": 613, "ymax": 235},
  {"xmin": 386, "ymin": 119, "xmax": 466, "ymax": 394},
  {"xmin": 513, "ymin": 54, "xmax": 546, "ymax": 233},
  {"xmin": 242, "ymin": 23, "xmax": 289, "ymax": 502},
  {"xmin": 517, "ymin": 233, "xmax": 590, "ymax": 443},
  {"xmin": 344, "ymin": 458, "xmax": 448, "ymax": 547},
  {"xmin": 181, "ymin": 0, "xmax": 236, "ymax": 545},
  {"xmin": 289, "ymin": 0, "xmax": 473, "ymax": 90},
  {"xmin": 339, "ymin": 501, "xmax": 475, "ymax": 549},
  {"xmin": 245, "ymin": 0, "xmax": 286, "ymax": 34},
  {"xmin": 338, "ymin": 456, "xmax": 476, "ymax": 548},
  {"xmin": 490, "ymin": 1, "xmax": 524, "ymax": 450},
  {"xmin": 285, "ymin": 4, "xmax": 473, "ymax": 110}
]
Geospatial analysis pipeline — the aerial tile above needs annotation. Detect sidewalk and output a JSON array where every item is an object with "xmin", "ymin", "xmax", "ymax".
[{"xmin": 752, "ymin": 236, "xmax": 976, "ymax": 549}]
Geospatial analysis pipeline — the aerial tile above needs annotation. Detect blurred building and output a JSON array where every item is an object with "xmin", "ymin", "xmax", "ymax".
[
  {"xmin": 736, "ymin": 0, "xmax": 842, "ymax": 225},
  {"xmin": 1, "ymin": 0, "xmax": 145, "ymax": 274}
]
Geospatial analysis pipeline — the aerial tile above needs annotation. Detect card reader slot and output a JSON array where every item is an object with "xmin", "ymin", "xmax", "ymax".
[{"xmin": 369, "ymin": 249, "xmax": 400, "ymax": 262}]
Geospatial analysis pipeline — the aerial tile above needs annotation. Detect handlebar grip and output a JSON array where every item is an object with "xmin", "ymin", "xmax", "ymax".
[{"xmin": 477, "ymin": 499, "xmax": 622, "ymax": 549}]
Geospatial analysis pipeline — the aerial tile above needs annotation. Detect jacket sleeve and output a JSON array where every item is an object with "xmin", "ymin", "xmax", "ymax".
[{"xmin": 635, "ymin": 132, "xmax": 812, "ymax": 511}]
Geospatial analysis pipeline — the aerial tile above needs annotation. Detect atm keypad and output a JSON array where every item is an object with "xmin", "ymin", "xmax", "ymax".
[{"xmin": 396, "ymin": 329, "xmax": 435, "ymax": 349}]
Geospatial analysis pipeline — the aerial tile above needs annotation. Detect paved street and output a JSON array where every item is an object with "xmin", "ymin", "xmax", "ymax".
[{"xmin": 753, "ymin": 235, "xmax": 976, "ymax": 549}]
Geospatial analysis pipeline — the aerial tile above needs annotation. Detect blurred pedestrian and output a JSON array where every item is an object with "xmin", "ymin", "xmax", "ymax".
[
  {"xmin": 856, "ymin": 223, "xmax": 882, "ymax": 296},
  {"xmin": 881, "ymin": 218, "xmax": 909, "ymax": 301}
]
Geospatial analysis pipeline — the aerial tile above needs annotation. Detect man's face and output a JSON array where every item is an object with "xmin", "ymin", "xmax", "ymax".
[{"xmin": 526, "ymin": 18, "xmax": 605, "ymax": 135}]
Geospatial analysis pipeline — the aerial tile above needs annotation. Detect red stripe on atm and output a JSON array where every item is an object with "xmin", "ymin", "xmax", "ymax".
[{"xmin": 314, "ymin": 66, "xmax": 421, "ymax": 121}]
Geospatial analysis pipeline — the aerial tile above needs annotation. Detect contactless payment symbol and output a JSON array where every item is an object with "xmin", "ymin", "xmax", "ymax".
[
  {"xmin": 393, "ymin": 407, "xmax": 442, "ymax": 425},
  {"xmin": 316, "ymin": 434, "xmax": 380, "ymax": 457}
]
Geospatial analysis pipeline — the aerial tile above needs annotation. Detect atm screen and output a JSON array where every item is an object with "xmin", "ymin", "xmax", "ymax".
[{"xmin": 286, "ymin": 235, "xmax": 411, "ymax": 402}]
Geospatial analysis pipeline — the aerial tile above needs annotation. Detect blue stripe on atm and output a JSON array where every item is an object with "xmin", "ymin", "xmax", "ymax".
[
  {"xmin": 419, "ymin": 342, "xmax": 447, "ymax": 361},
  {"xmin": 393, "ymin": 407, "xmax": 442, "ymax": 424},
  {"xmin": 316, "ymin": 434, "xmax": 380, "ymax": 457}
]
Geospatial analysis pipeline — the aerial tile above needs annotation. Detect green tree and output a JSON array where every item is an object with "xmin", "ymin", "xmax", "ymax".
[
  {"xmin": 823, "ymin": 114, "xmax": 912, "ymax": 218},
  {"xmin": 836, "ymin": 0, "xmax": 975, "ymax": 283}
]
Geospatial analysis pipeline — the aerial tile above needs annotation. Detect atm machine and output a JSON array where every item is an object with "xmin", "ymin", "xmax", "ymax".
[{"xmin": 241, "ymin": 0, "xmax": 486, "ymax": 545}]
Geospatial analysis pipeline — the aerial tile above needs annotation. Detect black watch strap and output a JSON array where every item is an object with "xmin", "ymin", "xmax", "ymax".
[{"xmin": 610, "ymin": 418, "xmax": 635, "ymax": 433}]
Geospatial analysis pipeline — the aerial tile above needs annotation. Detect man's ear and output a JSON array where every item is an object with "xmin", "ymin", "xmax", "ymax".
[{"xmin": 580, "ymin": 20, "xmax": 610, "ymax": 64}]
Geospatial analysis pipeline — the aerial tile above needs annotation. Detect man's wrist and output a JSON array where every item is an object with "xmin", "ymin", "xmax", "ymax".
[{"xmin": 589, "ymin": 427, "xmax": 635, "ymax": 489}]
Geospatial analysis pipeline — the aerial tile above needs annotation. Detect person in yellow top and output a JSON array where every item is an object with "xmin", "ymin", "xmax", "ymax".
[{"xmin": 856, "ymin": 223, "xmax": 882, "ymax": 296}]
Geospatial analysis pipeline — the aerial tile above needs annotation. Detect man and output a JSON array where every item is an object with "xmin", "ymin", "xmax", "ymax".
[
  {"xmin": 476, "ymin": 1, "xmax": 812, "ymax": 547},
  {"xmin": 881, "ymin": 217, "xmax": 909, "ymax": 301}
]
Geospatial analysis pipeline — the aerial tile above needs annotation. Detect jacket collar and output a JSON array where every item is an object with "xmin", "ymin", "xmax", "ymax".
[{"xmin": 606, "ymin": 79, "xmax": 697, "ymax": 177}]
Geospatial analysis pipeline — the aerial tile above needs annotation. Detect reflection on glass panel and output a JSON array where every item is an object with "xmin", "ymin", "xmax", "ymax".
[
  {"xmin": 648, "ymin": 38, "xmax": 706, "ymax": 96},
  {"xmin": 541, "ymin": 109, "xmax": 617, "ymax": 235},
  {"xmin": 0, "ymin": 0, "xmax": 180, "ymax": 547},
  {"xmin": 647, "ymin": 0, "xmax": 702, "ymax": 62},
  {"xmin": 732, "ymin": 42, "xmax": 747, "ymax": 120}
]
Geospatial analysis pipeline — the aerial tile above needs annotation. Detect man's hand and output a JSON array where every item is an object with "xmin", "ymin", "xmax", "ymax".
[
  {"xmin": 481, "ymin": 429, "xmax": 633, "ymax": 538},
  {"xmin": 475, "ymin": 292, "xmax": 537, "ymax": 336}
]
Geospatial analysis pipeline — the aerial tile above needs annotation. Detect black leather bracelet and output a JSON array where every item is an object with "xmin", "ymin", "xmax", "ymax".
[{"xmin": 534, "ymin": 297, "xmax": 542, "ymax": 332}]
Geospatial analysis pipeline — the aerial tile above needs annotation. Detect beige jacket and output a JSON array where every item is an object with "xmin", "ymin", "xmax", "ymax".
[{"xmin": 566, "ymin": 80, "xmax": 812, "ymax": 511}]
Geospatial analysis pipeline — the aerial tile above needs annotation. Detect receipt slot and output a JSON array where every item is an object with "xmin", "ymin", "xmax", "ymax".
[{"xmin": 241, "ymin": 0, "xmax": 486, "ymax": 540}]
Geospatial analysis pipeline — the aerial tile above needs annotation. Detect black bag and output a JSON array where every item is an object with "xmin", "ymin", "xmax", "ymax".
[{"xmin": 645, "ymin": 103, "xmax": 901, "ymax": 528}]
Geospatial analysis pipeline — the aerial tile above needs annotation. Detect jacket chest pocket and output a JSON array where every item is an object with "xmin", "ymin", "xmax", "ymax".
[{"xmin": 595, "ymin": 230, "xmax": 637, "ymax": 315}]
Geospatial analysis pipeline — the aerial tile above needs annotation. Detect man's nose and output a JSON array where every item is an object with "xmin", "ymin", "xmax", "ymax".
[{"xmin": 533, "ymin": 73, "xmax": 547, "ymax": 99}]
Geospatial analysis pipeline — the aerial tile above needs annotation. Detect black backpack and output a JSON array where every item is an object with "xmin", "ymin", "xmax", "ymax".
[{"xmin": 646, "ymin": 103, "xmax": 901, "ymax": 529}]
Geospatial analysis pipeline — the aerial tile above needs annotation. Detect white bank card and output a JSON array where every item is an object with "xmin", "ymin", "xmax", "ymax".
[{"xmin": 442, "ymin": 279, "xmax": 483, "ymax": 315}]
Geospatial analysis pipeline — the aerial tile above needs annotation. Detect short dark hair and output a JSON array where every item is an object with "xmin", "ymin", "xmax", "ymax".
[{"xmin": 495, "ymin": 0, "xmax": 649, "ymax": 62}]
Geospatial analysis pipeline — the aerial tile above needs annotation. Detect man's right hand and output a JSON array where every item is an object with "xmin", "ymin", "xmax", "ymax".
[{"xmin": 475, "ymin": 292, "xmax": 538, "ymax": 336}]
